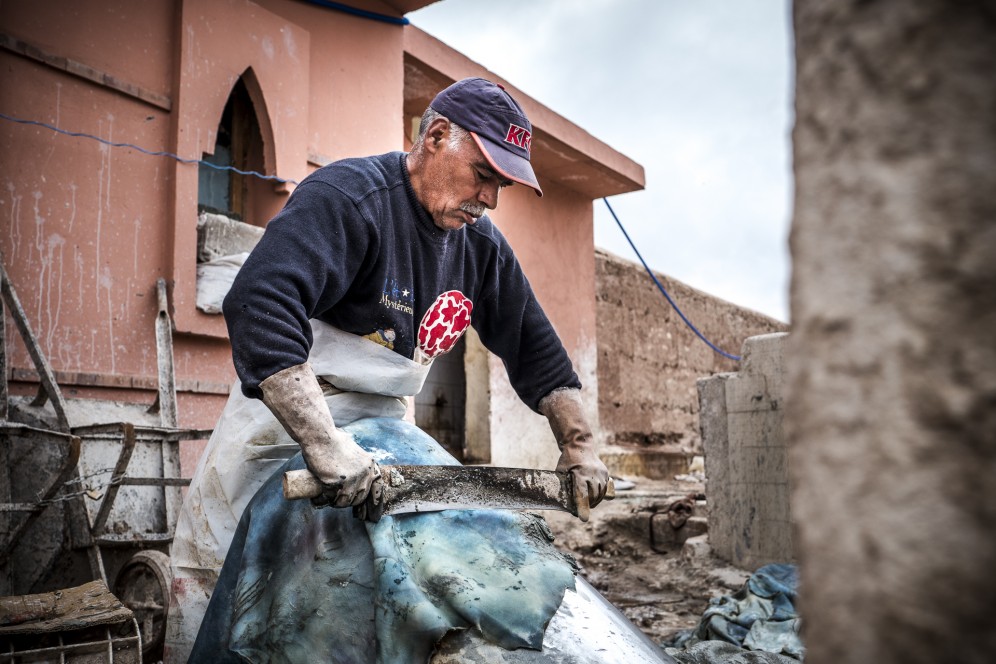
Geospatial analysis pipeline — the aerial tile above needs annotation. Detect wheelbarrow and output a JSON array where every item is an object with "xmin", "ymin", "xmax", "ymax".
[{"xmin": 1, "ymin": 266, "xmax": 211, "ymax": 661}]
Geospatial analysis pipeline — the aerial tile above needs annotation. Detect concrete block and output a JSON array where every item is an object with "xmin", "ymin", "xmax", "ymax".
[
  {"xmin": 684, "ymin": 515, "xmax": 709, "ymax": 538},
  {"xmin": 725, "ymin": 374, "xmax": 773, "ymax": 414},
  {"xmin": 601, "ymin": 448, "xmax": 694, "ymax": 480},
  {"xmin": 681, "ymin": 534, "xmax": 712, "ymax": 563},
  {"xmin": 696, "ymin": 333, "xmax": 794, "ymax": 569},
  {"xmin": 739, "ymin": 333, "xmax": 789, "ymax": 401},
  {"xmin": 196, "ymin": 211, "xmax": 264, "ymax": 263},
  {"xmin": 698, "ymin": 373, "xmax": 733, "ymax": 561},
  {"xmin": 650, "ymin": 513, "xmax": 709, "ymax": 552}
]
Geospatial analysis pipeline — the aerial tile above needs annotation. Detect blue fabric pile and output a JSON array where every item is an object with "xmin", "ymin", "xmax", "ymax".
[
  {"xmin": 665, "ymin": 563, "xmax": 804, "ymax": 662},
  {"xmin": 189, "ymin": 417, "xmax": 579, "ymax": 664}
]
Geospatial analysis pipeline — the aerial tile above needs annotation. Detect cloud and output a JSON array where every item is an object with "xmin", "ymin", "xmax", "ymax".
[{"xmin": 409, "ymin": 0, "xmax": 793, "ymax": 322}]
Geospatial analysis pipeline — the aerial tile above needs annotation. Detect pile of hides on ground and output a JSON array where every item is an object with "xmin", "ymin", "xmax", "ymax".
[
  {"xmin": 668, "ymin": 641, "xmax": 799, "ymax": 664},
  {"xmin": 189, "ymin": 417, "xmax": 579, "ymax": 664},
  {"xmin": 664, "ymin": 563, "xmax": 804, "ymax": 663}
]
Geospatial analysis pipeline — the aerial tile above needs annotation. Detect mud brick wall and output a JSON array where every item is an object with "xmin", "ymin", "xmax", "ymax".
[{"xmin": 595, "ymin": 249, "xmax": 786, "ymax": 457}]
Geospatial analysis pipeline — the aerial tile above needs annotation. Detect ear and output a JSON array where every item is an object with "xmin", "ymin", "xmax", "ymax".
[{"xmin": 423, "ymin": 118, "xmax": 450, "ymax": 155}]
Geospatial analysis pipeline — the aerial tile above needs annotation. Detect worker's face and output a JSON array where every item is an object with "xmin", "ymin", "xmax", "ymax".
[{"xmin": 420, "ymin": 125, "xmax": 511, "ymax": 231}]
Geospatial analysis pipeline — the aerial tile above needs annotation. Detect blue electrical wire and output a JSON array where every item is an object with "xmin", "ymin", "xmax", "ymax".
[
  {"xmin": 3, "ymin": 112, "xmax": 739, "ymax": 361},
  {"xmin": 298, "ymin": 0, "xmax": 409, "ymax": 25},
  {"xmin": 602, "ymin": 197, "xmax": 741, "ymax": 362},
  {"xmin": 0, "ymin": 111, "xmax": 300, "ymax": 186}
]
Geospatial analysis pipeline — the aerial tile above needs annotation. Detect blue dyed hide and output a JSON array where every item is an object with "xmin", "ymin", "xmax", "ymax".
[
  {"xmin": 665, "ymin": 564, "xmax": 804, "ymax": 661},
  {"xmin": 189, "ymin": 418, "xmax": 578, "ymax": 664}
]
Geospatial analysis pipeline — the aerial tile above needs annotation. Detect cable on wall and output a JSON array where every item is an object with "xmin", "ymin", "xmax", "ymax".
[
  {"xmin": 602, "ymin": 197, "xmax": 742, "ymax": 362},
  {"xmin": 0, "ymin": 111, "xmax": 299, "ymax": 185}
]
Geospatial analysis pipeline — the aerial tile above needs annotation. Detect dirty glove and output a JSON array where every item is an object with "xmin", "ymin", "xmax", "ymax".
[
  {"xmin": 259, "ymin": 362, "xmax": 382, "ymax": 509},
  {"xmin": 539, "ymin": 387, "xmax": 610, "ymax": 515}
]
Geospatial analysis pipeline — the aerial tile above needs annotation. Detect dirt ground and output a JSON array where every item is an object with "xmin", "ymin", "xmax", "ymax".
[{"xmin": 543, "ymin": 476, "xmax": 752, "ymax": 646}]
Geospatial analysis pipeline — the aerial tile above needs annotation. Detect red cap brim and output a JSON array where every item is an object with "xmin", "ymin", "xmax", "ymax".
[{"xmin": 470, "ymin": 132, "xmax": 543, "ymax": 197}]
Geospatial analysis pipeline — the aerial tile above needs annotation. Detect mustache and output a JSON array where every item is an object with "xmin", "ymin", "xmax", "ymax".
[{"xmin": 460, "ymin": 203, "xmax": 486, "ymax": 219}]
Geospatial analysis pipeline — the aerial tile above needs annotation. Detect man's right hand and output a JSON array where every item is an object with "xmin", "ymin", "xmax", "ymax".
[
  {"xmin": 259, "ymin": 362, "xmax": 383, "ymax": 509},
  {"xmin": 301, "ymin": 427, "xmax": 382, "ymax": 508}
]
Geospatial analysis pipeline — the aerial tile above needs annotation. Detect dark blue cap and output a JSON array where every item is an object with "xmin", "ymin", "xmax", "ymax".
[{"xmin": 430, "ymin": 77, "xmax": 543, "ymax": 197}]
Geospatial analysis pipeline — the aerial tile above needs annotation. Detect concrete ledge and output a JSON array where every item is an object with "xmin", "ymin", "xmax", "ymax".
[{"xmin": 601, "ymin": 448, "xmax": 695, "ymax": 480}]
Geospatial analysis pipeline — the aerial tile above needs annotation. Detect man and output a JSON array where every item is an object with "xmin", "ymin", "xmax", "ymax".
[{"xmin": 165, "ymin": 77, "xmax": 609, "ymax": 662}]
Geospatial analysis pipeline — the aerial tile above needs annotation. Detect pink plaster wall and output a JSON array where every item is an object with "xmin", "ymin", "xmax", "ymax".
[
  {"xmin": 491, "ymin": 180, "xmax": 596, "ymax": 363},
  {"xmin": 483, "ymin": 178, "xmax": 601, "ymax": 469},
  {"xmin": 252, "ymin": 0, "xmax": 407, "ymax": 163},
  {"xmin": 2, "ymin": 0, "xmax": 175, "ymax": 101},
  {"xmin": 0, "ymin": 0, "xmax": 407, "ymax": 435},
  {"xmin": 0, "ymin": 55, "xmax": 177, "ymax": 383}
]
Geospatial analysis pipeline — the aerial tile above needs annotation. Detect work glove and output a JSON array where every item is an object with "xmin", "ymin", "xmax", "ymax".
[
  {"xmin": 259, "ymin": 362, "xmax": 383, "ymax": 509},
  {"xmin": 539, "ymin": 387, "xmax": 610, "ymax": 516}
]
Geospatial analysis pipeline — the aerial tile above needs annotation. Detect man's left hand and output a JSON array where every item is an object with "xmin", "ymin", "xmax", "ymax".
[
  {"xmin": 539, "ymin": 388, "xmax": 610, "ymax": 510},
  {"xmin": 556, "ymin": 440, "xmax": 610, "ymax": 509}
]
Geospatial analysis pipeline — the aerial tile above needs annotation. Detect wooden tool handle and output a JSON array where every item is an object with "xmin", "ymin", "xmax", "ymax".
[
  {"xmin": 282, "ymin": 469, "xmax": 619, "ymax": 509},
  {"xmin": 283, "ymin": 468, "xmax": 323, "ymax": 500}
]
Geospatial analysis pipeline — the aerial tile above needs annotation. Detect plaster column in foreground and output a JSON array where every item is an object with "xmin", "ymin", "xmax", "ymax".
[{"xmin": 788, "ymin": 2, "xmax": 996, "ymax": 663}]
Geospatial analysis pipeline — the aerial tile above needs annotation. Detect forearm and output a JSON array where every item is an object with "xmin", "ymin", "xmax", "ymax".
[
  {"xmin": 259, "ymin": 362, "xmax": 381, "ymax": 507},
  {"xmin": 538, "ymin": 387, "xmax": 610, "ymax": 510},
  {"xmin": 538, "ymin": 387, "xmax": 592, "ymax": 446},
  {"xmin": 224, "ymin": 182, "xmax": 370, "ymax": 398}
]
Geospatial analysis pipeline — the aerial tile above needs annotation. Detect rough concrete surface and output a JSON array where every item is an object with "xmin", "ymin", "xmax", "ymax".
[
  {"xmin": 700, "ymin": 334, "xmax": 793, "ymax": 570},
  {"xmin": 595, "ymin": 249, "xmax": 785, "ymax": 468},
  {"xmin": 789, "ymin": 2, "xmax": 996, "ymax": 662},
  {"xmin": 544, "ymin": 477, "xmax": 751, "ymax": 647}
]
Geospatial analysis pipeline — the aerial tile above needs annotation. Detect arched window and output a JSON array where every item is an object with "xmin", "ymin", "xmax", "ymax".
[
  {"xmin": 197, "ymin": 78, "xmax": 266, "ymax": 225},
  {"xmin": 194, "ymin": 76, "xmax": 269, "ymax": 315}
]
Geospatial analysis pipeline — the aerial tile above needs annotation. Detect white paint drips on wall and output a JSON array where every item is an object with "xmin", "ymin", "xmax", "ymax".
[
  {"xmin": 43, "ymin": 233, "xmax": 66, "ymax": 358},
  {"xmin": 281, "ymin": 26, "xmax": 298, "ymax": 61},
  {"xmin": 133, "ymin": 216, "xmax": 140, "ymax": 277},
  {"xmin": 67, "ymin": 183, "xmax": 77, "ymax": 234},
  {"xmin": 95, "ymin": 147, "xmax": 106, "ymax": 312},
  {"xmin": 32, "ymin": 190, "xmax": 45, "ymax": 325},
  {"xmin": 99, "ymin": 266, "xmax": 116, "ymax": 373},
  {"xmin": 74, "ymin": 247, "xmax": 85, "ymax": 328},
  {"xmin": 6, "ymin": 181, "xmax": 23, "ymax": 261}
]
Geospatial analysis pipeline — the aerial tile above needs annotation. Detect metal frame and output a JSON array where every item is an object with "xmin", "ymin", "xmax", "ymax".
[
  {"xmin": 0, "ymin": 425, "xmax": 81, "ymax": 564},
  {"xmin": 2, "ymin": 255, "xmax": 214, "ymax": 662},
  {"xmin": 0, "ymin": 260, "xmax": 70, "ymax": 433},
  {"xmin": 1, "ymin": 258, "xmax": 79, "ymax": 581},
  {"xmin": 2, "ymin": 260, "xmax": 212, "ymax": 582},
  {"xmin": 0, "ymin": 617, "xmax": 141, "ymax": 663},
  {"xmin": 62, "ymin": 421, "xmax": 212, "ymax": 588},
  {"xmin": 71, "ymin": 423, "xmax": 210, "ymax": 560}
]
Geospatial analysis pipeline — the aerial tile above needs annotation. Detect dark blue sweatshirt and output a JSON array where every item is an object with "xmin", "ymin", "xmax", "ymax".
[{"xmin": 223, "ymin": 152, "xmax": 580, "ymax": 412}]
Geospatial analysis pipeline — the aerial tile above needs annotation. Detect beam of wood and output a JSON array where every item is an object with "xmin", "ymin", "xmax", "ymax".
[{"xmin": 0, "ymin": 32, "xmax": 171, "ymax": 111}]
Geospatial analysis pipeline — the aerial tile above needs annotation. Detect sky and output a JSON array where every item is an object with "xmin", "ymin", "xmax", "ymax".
[{"xmin": 407, "ymin": 0, "xmax": 795, "ymax": 322}]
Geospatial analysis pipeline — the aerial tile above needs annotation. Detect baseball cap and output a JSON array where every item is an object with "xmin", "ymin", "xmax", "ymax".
[{"xmin": 430, "ymin": 77, "xmax": 543, "ymax": 197}]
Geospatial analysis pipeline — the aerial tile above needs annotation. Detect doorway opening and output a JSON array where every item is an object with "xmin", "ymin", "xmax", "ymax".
[{"xmin": 415, "ymin": 337, "xmax": 466, "ymax": 462}]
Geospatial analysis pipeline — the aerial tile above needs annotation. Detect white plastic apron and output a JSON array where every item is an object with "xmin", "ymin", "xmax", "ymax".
[{"xmin": 164, "ymin": 321, "xmax": 431, "ymax": 663}]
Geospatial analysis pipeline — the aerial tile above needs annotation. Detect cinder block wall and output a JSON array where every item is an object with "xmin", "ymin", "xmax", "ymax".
[
  {"xmin": 596, "ymin": 249, "xmax": 786, "ymax": 468},
  {"xmin": 698, "ymin": 333, "xmax": 792, "ymax": 570}
]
